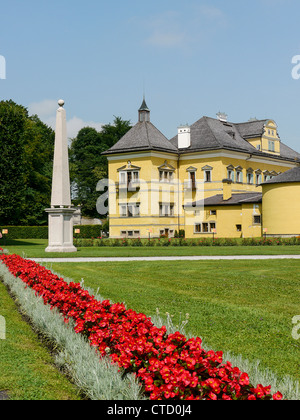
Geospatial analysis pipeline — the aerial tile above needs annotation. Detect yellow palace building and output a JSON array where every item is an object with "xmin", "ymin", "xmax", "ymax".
[{"xmin": 103, "ymin": 99, "xmax": 300, "ymax": 239}]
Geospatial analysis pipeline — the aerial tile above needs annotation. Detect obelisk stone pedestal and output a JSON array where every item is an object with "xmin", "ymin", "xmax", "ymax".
[
  {"xmin": 45, "ymin": 207, "xmax": 77, "ymax": 253},
  {"xmin": 45, "ymin": 100, "xmax": 77, "ymax": 253}
]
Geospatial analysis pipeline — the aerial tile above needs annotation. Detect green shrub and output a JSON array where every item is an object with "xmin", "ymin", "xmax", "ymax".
[
  {"xmin": 73, "ymin": 225, "xmax": 103, "ymax": 239},
  {"xmin": 131, "ymin": 238, "xmax": 143, "ymax": 247},
  {"xmin": 68, "ymin": 235, "xmax": 300, "ymax": 248},
  {"xmin": 0, "ymin": 226, "xmax": 48, "ymax": 239},
  {"xmin": 0, "ymin": 224, "xmax": 103, "ymax": 240}
]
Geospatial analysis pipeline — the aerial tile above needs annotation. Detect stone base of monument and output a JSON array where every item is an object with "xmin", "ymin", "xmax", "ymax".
[{"xmin": 45, "ymin": 207, "xmax": 77, "ymax": 253}]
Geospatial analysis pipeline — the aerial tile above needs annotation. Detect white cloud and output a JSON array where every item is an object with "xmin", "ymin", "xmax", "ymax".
[
  {"xmin": 197, "ymin": 5, "xmax": 225, "ymax": 19},
  {"xmin": 29, "ymin": 99, "xmax": 58, "ymax": 117},
  {"xmin": 140, "ymin": 6, "xmax": 227, "ymax": 50},
  {"xmin": 67, "ymin": 117, "xmax": 103, "ymax": 139},
  {"xmin": 146, "ymin": 30, "xmax": 187, "ymax": 48},
  {"xmin": 144, "ymin": 11, "xmax": 187, "ymax": 48},
  {"xmin": 28, "ymin": 99, "xmax": 103, "ymax": 139}
]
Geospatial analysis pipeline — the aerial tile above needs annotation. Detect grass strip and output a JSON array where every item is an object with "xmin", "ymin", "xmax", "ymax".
[
  {"xmin": 0, "ymin": 280, "xmax": 81, "ymax": 400},
  {"xmin": 3, "ymin": 239, "xmax": 300, "ymax": 259},
  {"xmin": 0, "ymin": 262, "xmax": 143, "ymax": 401}
]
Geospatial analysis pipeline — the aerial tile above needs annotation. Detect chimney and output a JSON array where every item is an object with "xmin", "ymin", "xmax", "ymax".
[
  {"xmin": 178, "ymin": 125, "xmax": 191, "ymax": 149},
  {"xmin": 222, "ymin": 178, "xmax": 232, "ymax": 201}
]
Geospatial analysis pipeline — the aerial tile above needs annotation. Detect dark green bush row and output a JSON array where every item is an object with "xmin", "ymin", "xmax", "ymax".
[
  {"xmin": 73, "ymin": 236, "xmax": 300, "ymax": 248},
  {"xmin": 2, "ymin": 225, "xmax": 300, "ymax": 246},
  {"xmin": 73, "ymin": 225, "xmax": 104, "ymax": 239},
  {"xmin": 0, "ymin": 226, "xmax": 48, "ymax": 239},
  {"xmin": 0, "ymin": 225, "xmax": 103, "ymax": 239}
]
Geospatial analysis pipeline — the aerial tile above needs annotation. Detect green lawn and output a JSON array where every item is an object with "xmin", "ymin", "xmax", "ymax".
[
  {"xmin": 0, "ymin": 281, "xmax": 82, "ymax": 400},
  {"xmin": 48, "ymin": 259, "xmax": 300, "ymax": 385},
  {"xmin": 3, "ymin": 239, "xmax": 300, "ymax": 258}
]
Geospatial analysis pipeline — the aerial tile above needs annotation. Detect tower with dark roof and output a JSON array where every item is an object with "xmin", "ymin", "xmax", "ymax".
[
  {"xmin": 138, "ymin": 97, "xmax": 150, "ymax": 123},
  {"xmin": 103, "ymin": 99, "xmax": 177, "ymax": 155}
]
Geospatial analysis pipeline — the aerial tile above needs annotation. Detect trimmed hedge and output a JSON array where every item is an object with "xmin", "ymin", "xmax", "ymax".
[
  {"xmin": 0, "ymin": 225, "xmax": 102, "ymax": 240},
  {"xmin": 73, "ymin": 236, "xmax": 300, "ymax": 248},
  {"xmin": 0, "ymin": 226, "xmax": 48, "ymax": 239},
  {"xmin": 73, "ymin": 225, "xmax": 103, "ymax": 239}
]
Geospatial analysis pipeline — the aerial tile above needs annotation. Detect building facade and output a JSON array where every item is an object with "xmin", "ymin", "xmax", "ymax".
[
  {"xmin": 103, "ymin": 100, "xmax": 300, "ymax": 239},
  {"xmin": 262, "ymin": 167, "xmax": 300, "ymax": 237}
]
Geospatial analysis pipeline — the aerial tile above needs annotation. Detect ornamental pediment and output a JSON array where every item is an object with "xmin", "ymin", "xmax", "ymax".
[
  {"xmin": 186, "ymin": 166, "xmax": 198, "ymax": 172},
  {"xmin": 117, "ymin": 161, "xmax": 141, "ymax": 172},
  {"xmin": 158, "ymin": 160, "xmax": 176, "ymax": 171}
]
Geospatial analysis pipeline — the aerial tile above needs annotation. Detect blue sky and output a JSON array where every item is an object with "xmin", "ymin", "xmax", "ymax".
[{"xmin": 1, "ymin": 0, "xmax": 300, "ymax": 150}]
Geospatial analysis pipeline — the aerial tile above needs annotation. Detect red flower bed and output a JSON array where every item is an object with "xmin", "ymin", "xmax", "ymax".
[{"xmin": 0, "ymin": 253, "xmax": 283, "ymax": 401}]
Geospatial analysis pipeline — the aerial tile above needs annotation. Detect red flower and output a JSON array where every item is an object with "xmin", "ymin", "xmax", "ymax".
[
  {"xmin": 239, "ymin": 373, "xmax": 250, "ymax": 386},
  {"xmin": 272, "ymin": 392, "xmax": 283, "ymax": 401},
  {"xmin": 208, "ymin": 392, "xmax": 218, "ymax": 400}
]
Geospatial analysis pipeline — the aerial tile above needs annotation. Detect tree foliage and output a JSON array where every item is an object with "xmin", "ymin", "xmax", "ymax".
[
  {"xmin": 0, "ymin": 101, "xmax": 27, "ymax": 225},
  {"xmin": 21, "ymin": 115, "xmax": 55, "ymax": 225},
  {"xmin": 70, "ymin": 116, "xmax": 131, "ymax": 218},
  {"xmin": 0, "ymin": 100, "xmax": 131, "ymax": 225},
  {"xmin": 0, "ymin": 100, "xmax": 54, "ymax": 226}
]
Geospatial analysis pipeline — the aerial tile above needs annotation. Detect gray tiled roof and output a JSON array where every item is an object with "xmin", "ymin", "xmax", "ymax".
[
  {"xmin": 170, "ymin": 116, "xmax": 300, "ymax": 162},
  {"xmin": 235, "ymin": 120, "xmax": 268, "ymax": 139},
  {"xmin": 170, "ymin": 117, "xmax": 256, "ymax": 153},
  {"xmin": 104, "ymin": 121, "xmax": 178, "ymax": 155},
  {"xmin": 262, "ymin": 166, "xmax": 300, "ymax": 185},
  {"xmin": 185, "ymin": 192, "xmax": 262, "ymax": 208},
  {"xmin": 103, "ymin": 109, "xmax": 300, "ymax": 162}
]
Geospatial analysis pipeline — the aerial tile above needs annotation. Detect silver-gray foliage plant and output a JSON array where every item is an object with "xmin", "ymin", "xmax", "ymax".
[{"xmin": 0, "ymin": 263, "xmax": 144, "ymax": 400}]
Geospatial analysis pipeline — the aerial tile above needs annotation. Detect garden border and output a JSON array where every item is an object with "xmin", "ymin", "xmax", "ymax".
[{"xmin": 0, "ymin": 263, "xmax": 143, "ymax": 401}]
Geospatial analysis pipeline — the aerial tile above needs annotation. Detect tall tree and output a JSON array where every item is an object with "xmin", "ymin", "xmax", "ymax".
[
  {"xmin": 21, "ymin": 115, "xmax": 55, "ymax": 225},
  {"xmin": 70, "ymin": 116, "xmax": 131, "ymax": 218},
  {"xmin": 0, "ymin": 100, "xmax": 27, "ymax": 225},
  {"xmin": 0, "ymin": 100, "xmax": 55, "ymax": 226}
]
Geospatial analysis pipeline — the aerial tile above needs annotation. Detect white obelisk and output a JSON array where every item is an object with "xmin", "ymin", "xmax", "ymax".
[{"xmin": 45, "ymin": 100, "xmax": 77, "ymax": 253}]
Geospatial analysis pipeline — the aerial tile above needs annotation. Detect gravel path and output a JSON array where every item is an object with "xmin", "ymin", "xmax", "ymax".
[{"xmin": 31, "ymin": 255, "xmax": 300, "ymax": 263}]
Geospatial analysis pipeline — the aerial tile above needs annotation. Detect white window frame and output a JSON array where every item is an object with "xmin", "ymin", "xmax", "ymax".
[
  {"xmin": 236, "ymin": 170, "xmax": 243, "ymax": 183},
  {"xmin": 268, "ymin": 140, "xmax": 275, "ymax": 152},
  {"xmin": 119, "ymin": 171, "xmax": 127, "ymax": 185},
  {"xmin": 159, "ymin": 203, "xmax": 175, "ymax": 217},
  {"xmin": 247, "ymin": 172, "xmax": 253, "ymax": 185},
  {"xmin": 119, "ymin": 170, "xmax": 140, "ymax": 186},
  {"xmin": 255, "ymin": 173, "xmax": 262, "ymax": 185},
  {"xmin": 120, "ymin": 205, "xmax": 127, "ymax": 217},
  {"xmin": 121, "ymin": 230, "xmax": 140, "ymax": 238},
  {"xmin": 204, "ymin": 170, "xmax": 212, "ymax": 183},
  {"xmin": 194, "ymin": 222, "xmax": 216, "ymax": 234},
  {"xmin": 120, "ymin": 203, "xmax": 140, "ymax": 218},
  {"xmin": 159, "ymin": 170, "xmax": 174, "ymax": 183},
  {"xmin": 194, "ymin": 223, "xmax": 202, "ymax": 233},
  {"xmin": 227, "ymin": 165, "xmax": 235, "ymax": 182},
  {"xmin": 188, "ymin": 171, "xmax": 197, "ymax": 189},
  {"xmin": 227, "ymin": 169, "xmax": 234, "ymax": 181}
]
